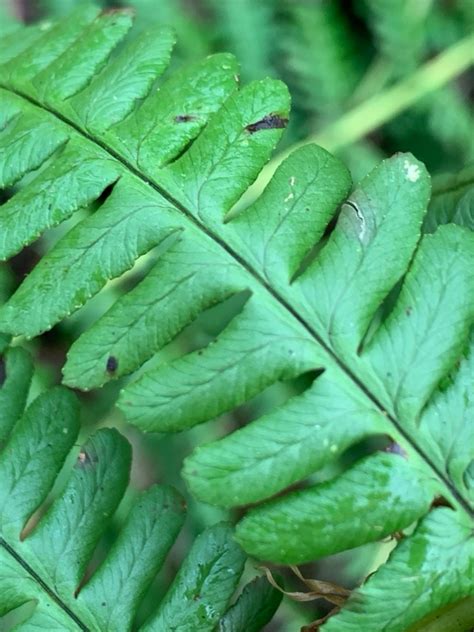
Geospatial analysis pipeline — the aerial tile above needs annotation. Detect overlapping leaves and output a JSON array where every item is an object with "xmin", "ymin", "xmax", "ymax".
[
  {"xmin": 0, "ymin": 346, "xmax": 280, "ymax": 630},
  {"xmin": 0, "ymin": 7, "xmax": 473, "ymax": 630}
]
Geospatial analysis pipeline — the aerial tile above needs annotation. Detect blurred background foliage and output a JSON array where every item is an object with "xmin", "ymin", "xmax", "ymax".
[{"xmin": 0, "ymin": 0, "xmax": 473, "ymax": 629}]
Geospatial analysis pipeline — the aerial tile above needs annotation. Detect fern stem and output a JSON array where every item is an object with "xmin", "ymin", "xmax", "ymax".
[{"xmin": 273, "ymin": 34, "xmax": 474, "ymax": 164}]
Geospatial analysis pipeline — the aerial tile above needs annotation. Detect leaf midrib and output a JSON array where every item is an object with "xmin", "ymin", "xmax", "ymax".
[
  {"xmin": 0, "ymin": 536, "xmax": 89, "ymax": 630},
  {"xmin": 3, "ymin": 84, "xmax": 472, "ymax": 518}
]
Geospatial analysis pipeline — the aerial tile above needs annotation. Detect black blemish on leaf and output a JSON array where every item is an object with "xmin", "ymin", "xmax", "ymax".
[
  {"xmin": 106, "ymin": 356, "xmax": 118, "ymax": 373},
  {"xmin": 405, "ymin": 306, "xmax": 412, "ymax": 316},
  {"xmin": 246, "ymin": 113, "xmax": 288, "ymax": 134},
  {"xmin": 175, "ymin": 114, "xmax": 197, "ymax": 123},
  {"xmin": 0, "ymin": 357, "xmax": 5, "ymax": 387}
]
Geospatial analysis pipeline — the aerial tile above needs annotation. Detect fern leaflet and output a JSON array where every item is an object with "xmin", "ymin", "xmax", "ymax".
[{"xmin": 0, "ymin": 346, "xmax": 281, "ymax": 630}]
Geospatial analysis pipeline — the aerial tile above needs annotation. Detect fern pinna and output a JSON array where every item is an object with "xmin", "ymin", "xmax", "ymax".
[
  {"xmin": 0, "ymin": 343, "xmax": 281, "ymax": 630},
  {"xmin": 0, "ymin": 5, "xmax": 473, "ymax": 631}
]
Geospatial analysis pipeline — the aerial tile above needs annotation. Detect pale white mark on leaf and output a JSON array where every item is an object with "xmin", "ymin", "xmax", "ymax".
[{"xmin": 403, "ymin": 159, "xmax": 421, "ymax": 182}]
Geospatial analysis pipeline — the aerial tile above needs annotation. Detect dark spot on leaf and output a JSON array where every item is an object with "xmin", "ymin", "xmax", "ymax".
[
  {"xmin": 175, "ymin": 114, "xmax": 197, "ymax": 123},
  {"xmin": 106, "ymin": 355, "xmax": 118, "ymax": 373},
  {"xmin": 246, "ymin": 113, "xmax": 288, "ymax": 134},
  {"xmin": 405, "ymin": 306, "xmax": 412, "ymax": 316},
  {"xmin": 0, "ymin": 357, "xmax": 5, "ymax": 387}
]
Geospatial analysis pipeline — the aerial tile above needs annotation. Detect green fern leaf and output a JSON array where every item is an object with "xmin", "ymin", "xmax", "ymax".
[
  {"xmin": 0, "ymin": 346, "xmax": 282, "ymax": 630},
  {"xmin": 363, "ymin": 0, "xmax": 474, "ymax": 166},
  {"xmin": 424, "ymin": 164, "xmax": 474, "ymax": 232},
  {"xmin": 0, "ymin": 10, "xmax": 473, "ymax": 630},
  {"xmin": 217, "ymin": 575, "xmax": 282, "ymax": 632},
  {"xmin": 422, "ymin": 87, "xmax": 474, "ymax": 164},
  {"xmin": 121, "ymin": 0, "xmax": 210, "ymax": 60},
  {"xmin": 205, "ymin": 0, "xmax": 276, "ymax": 83},
  {"xmin": 281, "ymin": 0, "xmax": 362, "ymax": 117},
  {"xmin": 324, "ymin": 508, "xmax": 473, "ymax": 631},
  {"xmin": 0, "ymin": 347, "xmax": 33, "ymax": 443},
  {"xmin": 363, "ymin": 0, "xmax": 431, "ymax": 75}
]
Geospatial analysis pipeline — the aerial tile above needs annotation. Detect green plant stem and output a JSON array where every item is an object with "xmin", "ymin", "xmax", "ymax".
[
  {"xmin": 276, "ymin": 34, "xmax": 474, "ymax": 164},
  {"xmin": 348, "ymin": 55, "xmax": 392, "ymax": 107}
]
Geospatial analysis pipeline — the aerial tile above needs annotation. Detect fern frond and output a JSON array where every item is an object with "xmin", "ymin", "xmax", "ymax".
[
  {"xmin": 116, "ymin": 0, "xmax": 211, "ymax": 60},
  {"xmin": 218, "ymin": 575, "xmax": 283, "ymax": 632},
  {"xmin": 363, "ymin": 0, "xmax": 431, "ymax": 76},
  {"xmin": 280, "ymin": 0, "xmax": 362, "ymax": 118},
  {"xmin": 422, "ymin": 87, "xmax": 474, "ymax": 164},
  {"xmin": 0, "ymin": 345, "xmax": 281, "ymax": 630},
  {"xmin": 363, "ymin": 0, "xmax": 474, "ymax": 166},
  {"xmin": 457, "ymin": 0, "xmax": 474, "ymax": 29},
  {"xmin": 424, "ymin": 164, "xmax": 474, "ymax": 232},
  {"xmin": 0, "ymin": 9, "xmax": 473, "ymax": 630},
  {"xmin": 206, "ymin": 0, "xmax": 276, "ymax": 83}
]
